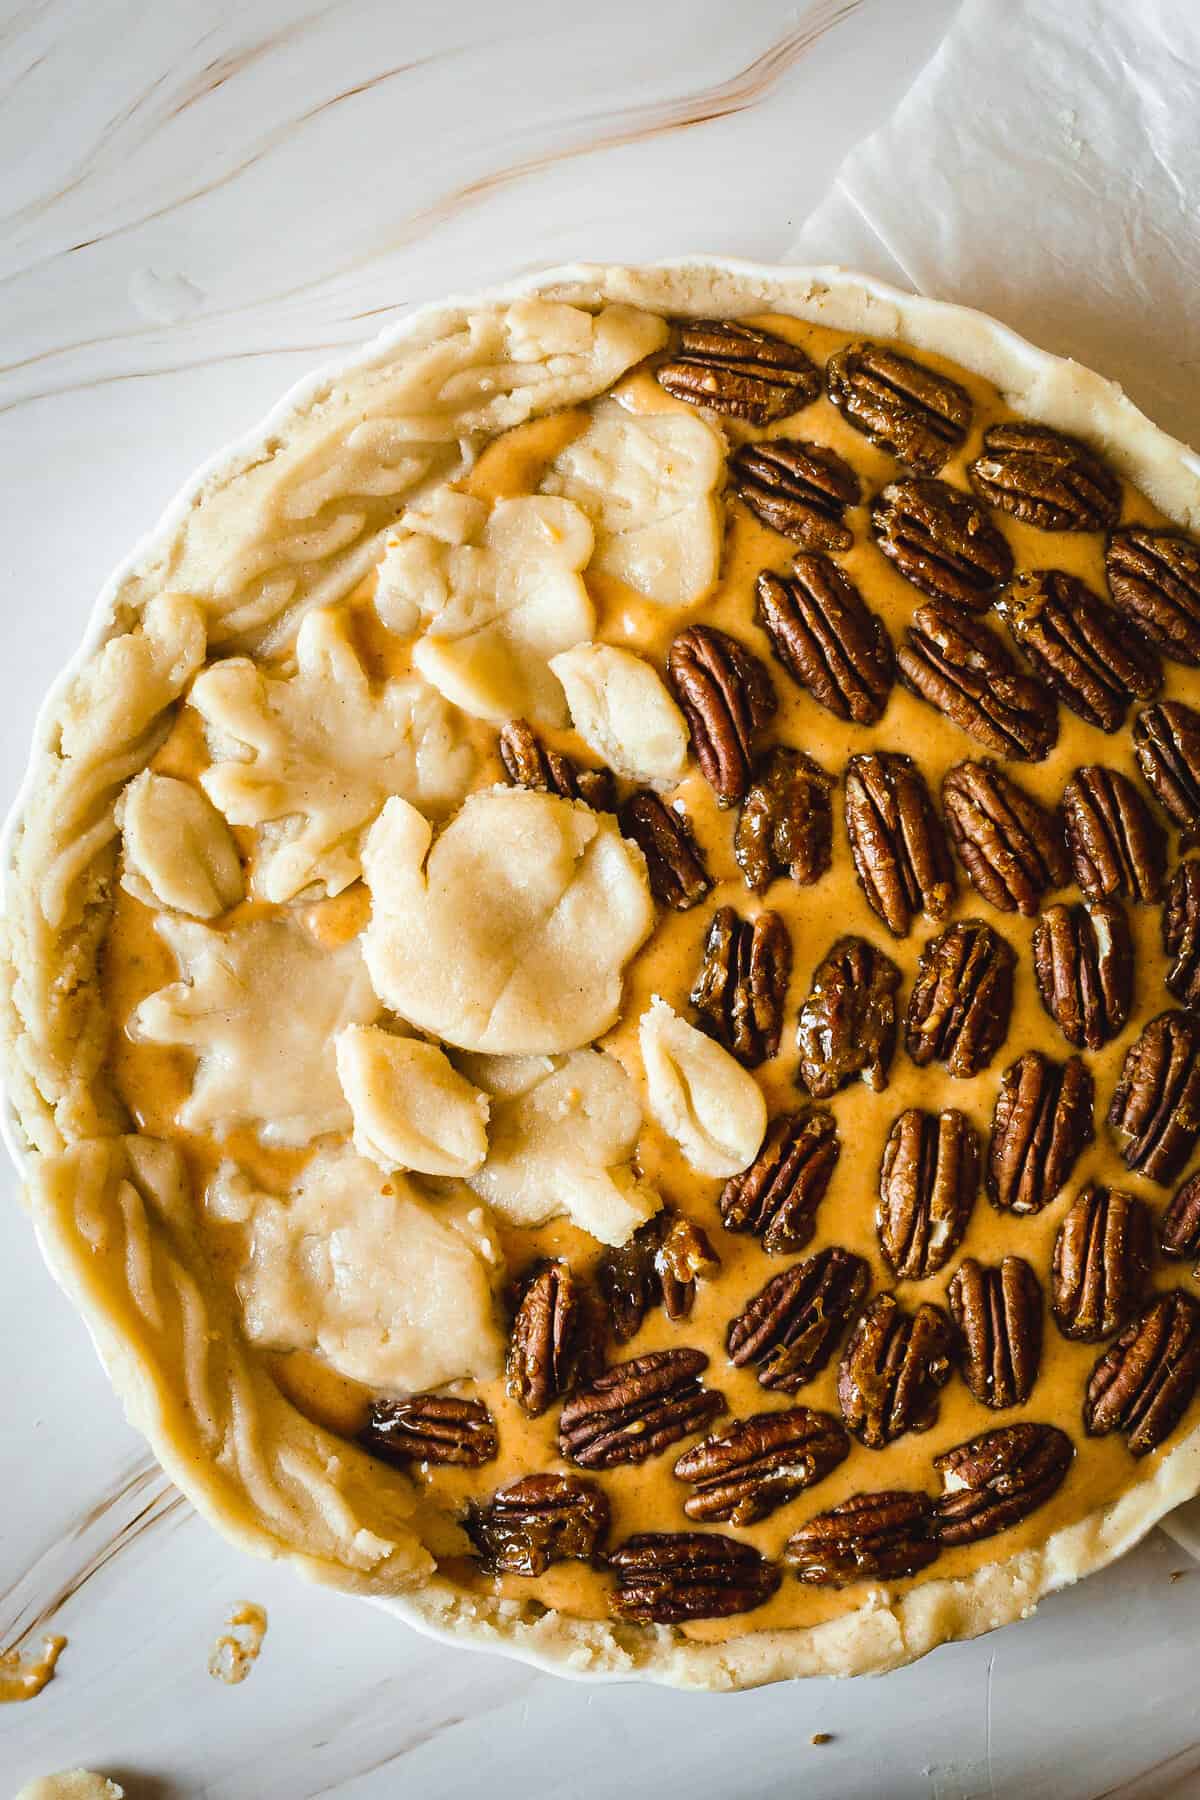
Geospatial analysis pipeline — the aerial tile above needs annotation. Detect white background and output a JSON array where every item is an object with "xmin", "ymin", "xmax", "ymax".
[{"xmin": 3, "ymin": 2, "xmax": 1199, "ymax": 1795}]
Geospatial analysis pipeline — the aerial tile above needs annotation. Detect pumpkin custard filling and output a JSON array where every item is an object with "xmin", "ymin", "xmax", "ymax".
[{"xmin": 9, "ymin": 270, "xmax": 1200, "ymax": 1685}]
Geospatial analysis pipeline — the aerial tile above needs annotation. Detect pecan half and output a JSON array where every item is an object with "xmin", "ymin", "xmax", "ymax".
[
  {"xmin": 619, "ymin": 790, "xmax": 711, "ymax": 911},
  {"xmin": 899, "ymin": 599, "xmax": 1058, "ymax": 760},
  {"xmin": 734, "ymin": 745, "xmax": 834, "ymax": 893},
  {"xmin": 905, "ymin": 918, "xmax": 1015, "ymax": 1078},
  {"xmin": 1108, "ymin": 1010, "xmax": 1200, "ymax": 1184},
  {"xmin": 690, "ymin": 905, "xmax": 791, "ymax": 1066},
  {"xmin": 998, "ymin": 570, "xmax": 1160, "ymax": 731},
  {"xmin": 1062, "ymin": 765, "xmax": 1166, "ymax": 904},
  {"xmin": 825, "ymin": 341, "xmax": 972, "ymax": 474},
  {"xmin": 837, "ymin": 1293, "xmax": 954, "ymax": 1449},
  {"xmin": 755, "ymin": 558, "xmax": 894, "ymax": 725},
  {"xmin": 730, "ymin": 438, "xmax": 860, "ymax": 550},
  {"xmin": 1133, "ymin": 701, "xmax": 1200, "ymax": 846},
  {"xmin": 465, "ymin": 1473, "xmax": 609, "ymax": 1576},
  {"xmin": 359, "ymin": 1393, "xmax": 498, "ymax": 1468},
  {"xmin": 499, "ymin": 719, "xmax": 614, "ymax": 810},
  {"xmin": 1106, "ymin": 527, "xmax": 1200, "ymax": 664},
  {"xmin": 968, "ymin": 422, "xmax": 1121, "ymax": 531},
  {"xmin": 785, "ymin": 1490, "xmax": 938, "ymax": 1585},
  {"xmin": 844, "ymin": 751, "xmax": 955, "ymax": 937},
  {"xmin": 1084, "ymin": 1290, "xmax": 1200, "ymax": 1456},
  {"xmin": 877, "ymin": 1108, "xmax": 978, "ymax": 1281},
  {"xmin": 932, "ymin": 1424, "xmax": 1074, "ymax": 1546},
  {"xmin": 667, "ymin": 625, "xmax": 777, "ymax": 806},
  {"xmin": 1051, "ymin": 1185, "xmax": 1152, "ymax": 1343},
  {"xmin": 508, "ymin": 1261, "xmax": 593, "ymax": 1417},
  {"xmin": 948, "ymin": 1256, "xmax": 1043, "ymax": 1409},
  {"xmin": 719, "ymin": 1109, "xmax": 841, "ymax": 1255},
  {"xmin": 674, "ymin": 1407, "xmax": 850, "ymax": 1524},
  {"xmin": 558, "ymin": 1348, "xmax": 725, "ymax": 1469},
  {"xmin": 870, "ymin": 477, "xmax": 1013, "ymax": 608},
  {"xmin": 796, "ymin": 934, "xmax": 900, "ymax": 1098},
  {"xmin": 942, "ymin": 759, "xmax": 1069, "ymax": 916},
  {"xmin": 1032, "ymin": 899, "xmax": 1132, "ymax": 1050},
  {"xmin": 1164, "ymin": 860, "xmax": 1200, "ymax": 1012},
  {"xmin": 596, "ymin": 1209, "xmax": 719, "ymax": 1344},
  {"xmin": 608, "ymin": 1531, "xmax": 781, "ymax": 1623},
  {"xmin": 727, "ymin": 1248, "xmax": 870, "ymax": 1393},
  {"xmin": 1160, "ymin": 1172, "xmax": 1200, "ymax": 1265},
  {"xmin": 656, "ymin": 319, "xmax": 821, "ymax": 424},
  {"xmin": 986, "ymin": 1051, "xmax": 1094, "ymax": 1215}
]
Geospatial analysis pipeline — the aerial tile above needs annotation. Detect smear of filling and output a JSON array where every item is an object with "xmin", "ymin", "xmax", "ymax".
[
  {"xmin": 207, "ymin": 1603, "xmax": 267, "ymax": 1685},
  {"xmin": 0, "ymin": 1633, "xmax": 67, "ymax": 1703}
]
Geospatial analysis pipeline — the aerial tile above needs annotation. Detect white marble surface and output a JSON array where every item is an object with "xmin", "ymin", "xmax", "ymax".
[{"xmin": 3, "ymin": 2, "xmax": 1200, "ymax": 1794}]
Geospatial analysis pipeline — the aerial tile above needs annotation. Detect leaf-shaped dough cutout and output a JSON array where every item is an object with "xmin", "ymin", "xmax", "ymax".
[
  {"xmin": 461, "ymin": 1048, "xmax": 659, "ymax": 1246},
  {"xmin": 542, "ymin": 398, "xmax": 724, "ymax": 606},
  {"xmin": 550, "ymin": 642, "xmax": 689, "ymax": 787},
  {"xmin": 130, "ymin": 915, "xmax": 377, "ymax": 1146},
  {"xmin": 190, "ymin": 605, "xmax": 474, "ymax": 904},
  {"xmin": 119, "ymin": 770, "xmax": 244, "ymax": 918},
  {"xmin": 374, "ymin": 493, "xmax": 595, "ymax": 726},
  {"xmin": 335, "ymin": 1024, "xmax": 489, "ymax": 1176},
  {"xmin": 207, "ymin": 1148, "xmax": 504, "ymax": 1392},
  {"xmin": 361, "ymin": 790, "xmax": 654, "ymax": 1055},
  {"xmin": 639, "ymin": 997, "xmax": 767, "ymax": 1177}
]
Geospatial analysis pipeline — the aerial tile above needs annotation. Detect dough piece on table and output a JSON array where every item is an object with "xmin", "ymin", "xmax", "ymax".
[
  {"xmin": 15, "ymin": 1778, "xmax": 124, "ymax": 1800},
  {"xmin": 639, "ymin": 997, "xmax": 767, "ymax": 1177},
  {"xmin": 550, "ymin": 642, "xmax": 689, "ymax": 787},
  {"xmin": 335, "ymin": 1024, "xmax": 489, "ymax": 1176},
  {"xmin": 119, "ymin": 770, "xmax": 244, "ymax": 917}
]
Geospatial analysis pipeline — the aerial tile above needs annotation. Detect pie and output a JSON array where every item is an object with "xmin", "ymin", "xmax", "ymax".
[{"xmin": 7, "ymin": 261, "xmax": 1200, "ymax": 1691}]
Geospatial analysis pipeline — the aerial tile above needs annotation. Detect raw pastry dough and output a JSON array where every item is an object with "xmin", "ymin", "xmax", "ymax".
[
  {"xmin": 335, "ymin": 1024, "xmax": 489, "ymax": 1177},
  {"xmin": 638, "ymin": 997, "xmax": 766, "ymax": 1177},
  {"xmin": 119, "ymin": 770, "xmax": 244, "ymax": 917},
  {"xmin": 549, "ymin": 641, "xmax": 689, "ymax": 787}
]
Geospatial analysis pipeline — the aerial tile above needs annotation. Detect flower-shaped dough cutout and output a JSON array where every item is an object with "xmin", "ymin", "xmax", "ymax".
[
  {"xmin": 550, "ymin": 642, "xmax": 689, "ymax": 787},
  {"xmin": 207, "ymin": 1148, "xmax": 504, "ymax": 1392},
  {"xmin": 639, "ymin": 997, "xmax": 767, "ymax": 1177},
  {"xmin": 130, "ymin": 915, "xmax": 378, "ymax": 1146},
  {"xmin": 373, "ymin": 492, "xmax": 595, "ymax": 727},
  {"xmin": 361, "ymin": 789, "xmax": 654, "ymax": 1055},
  {"xmin": 335, "ymin": 1024, "xmax": 489, "ymax": 1177},
  {"xmin": 119, "ymin": 770, "xmax": 244, "ymax": 918},
  {"xmin": 541, "ymin": 398, "xmax": 724, "ymax": 606},
  {"xmin": 460, "ymin": 1048, "xmax": 660, "ymax": 1246},
  {"xmin": 189, "ymin": 604, "xmax": 474, "ymax": 904}
]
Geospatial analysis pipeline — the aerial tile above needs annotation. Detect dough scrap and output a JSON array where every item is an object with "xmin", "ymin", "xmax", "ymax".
[
  {"xmin": 119, "ymin": 770, "xmax": 244, "ymax": 917},
  {"xmin": 550, "ymin": 641, "xmax": 689, "ymax": 787},
  {"xmin": 335, "ymin": 1025, "xmax": 489, "ymax": 1177},
  {"xmin": 639, "ymin": 997, "xmax": 767, "ymax": 1177}
]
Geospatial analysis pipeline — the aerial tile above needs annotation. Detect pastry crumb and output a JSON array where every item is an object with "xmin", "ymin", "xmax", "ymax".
[
  {"xmin": 208, "ymin": 1603, "xmax": 268, "ymax": 1685},
  {"xmin": 811, "ymin": 1732, "xmax": 834, "ymax": 1746}
]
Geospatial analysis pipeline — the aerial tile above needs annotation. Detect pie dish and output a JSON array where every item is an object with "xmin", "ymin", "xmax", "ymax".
[{"xmin": 6, "ymin": 259, "xmax": 1200, "ymax": 1691}]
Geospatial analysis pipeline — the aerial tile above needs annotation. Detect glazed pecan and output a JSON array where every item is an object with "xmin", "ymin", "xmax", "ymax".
[
  {"xmin": 656, "ymin": 319, "xmax": 821, "ymax": 424},
  {"xmin": 877, "ymin": 1108, "xmax": 979, "ymax": 1281},
  {"xmin": 596, "ymin": 1209, "xmax": 719, "ymax": 1343},
  {"xmin": 844, "ymin": 751, "xmax": 955, "ymax": 937},
  {"xmin": 499, "ymin": 719, "xmax": 614, "ymax": 810},
  {"xmin": 898, "ymin": 597, "xmax": 1058, "ymax": 760},
  {"xmin": 1107, "ymin": 527, "xmax": 1200, "ymax": 664},
  {"xmin": 986, "ymin": 1051, "xmax": 1094, "ymax": 1215},
  {"xmin": 1133, "ymin": 701, "xmax": 1200, "ymax": 845},
  {"xmin": 359, "ymin": 1393, "xmax": 498, "ymax": 1468},
  {"xmin": 837, "ymin": 1293, "xmax": 954, "ymax": 1449},
  {"xmin": 608, "ymin": 1531, "xmax": 781, "ymax": 1624},
  {"xmin": 1051, "ymin": 1185, "xmax": 1152, "ymax": 1343},
  {"xmin": 1160, "ymin": 1171, "xmax": 1200, "ymax": 1265},
  {"xmin": 948, "ymin": 1256, "xmax": 1043, "ymax": 1410},
  {"xmin": 1062, "ymin": 765, "xmax": 1166, "ymax": 904},
  {"xmin": 558, "ymin": 1348, "xmax": 725, "ymax": 1469},
  {"xmin": 619, "ymin": 790, "xmax": 711, "ymax": 911},
  {"xmin": 1032, "ymin": 899, "xmax": 1132, "ymax": 1050},
  {"xmin": 465, "ymin": 1473, "xmax": 609, "ymax": 1576},
  {"xmin": 727, "ymin": 1248, "xmax": 870, "ymax": 1393},
  {"xmin": 968, "ymin": 422, "xmax": 1121, "ymax": 531},
  {"xmin": 1164, "ymin": 860, "xmax": 1200, "ymax": 1012},
  {"xmin": 755, "ymin": 558, "xmax": 894, "ymax": 725},
  {"xmin": 730, "ymin": 438, "xmax": 860, "ymax": 550},
  {"xmin": 796, "ymin": 935, "xmax": 901, "ymax": 1098},
  {"xmin": 1084, "ymin": 1290, "xmax": 1200, "ymax": 1456},
  {"xmin": 932, "ymin": 1424, "xmax": 1074, "ymax": 1546},
  {"xmin": 674, "ymin": 1407, "xmax": 850, "ymax": 1524},
  {"xmin": 905, "ymin": 918, "xmax": 1015, "ymax": 1078},
  {"xmin": 690, "ymin": 905, "xmax": 791, "ymax": 1066},
  {"xmin": 719, "ymin": 1109, "xmax": 841, "ymax": 1255},
  {"xmin": 998, "ymin": 570, "xmax": 1160, "ymax": 731},
  {"xmin": 942, "ymin": 759, "xmax": 1069, "ymax": 916},
  {"xmin": 1108, "ymin": 1010, "xmax": 1200, "ymax": 1184},
  {"xmin": 667, "ymin": 625, "xmax": 777, "ymax": 806},
  {"xmin": 734, "ymin": 745, "xmax": 835, "ymax": 893},
  {"xmin": 508, "ymin": 1261, "xmax": 593, "ymax": 1417},
  {"xmin": 825, "ymin": 341, "xmax": 972, "ymax": 474},
  {"xmin": 785, "ymin": 1490, "xmax": 938, "ymax": 1585},
  {"xmin": 870, "ymin": 477, "xmax": 1013, "ymax": 608}
]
